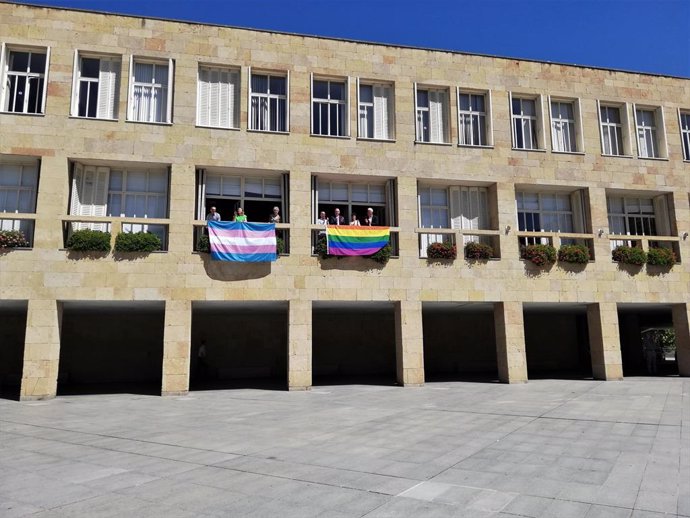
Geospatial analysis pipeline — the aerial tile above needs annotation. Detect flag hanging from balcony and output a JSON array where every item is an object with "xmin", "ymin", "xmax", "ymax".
[
  {"xmin": 208, "ymin": 221, "xmax": 277, "ymax": 262},
  {"xmin": 326, "ymin": 226, "xmax": 390, "ymax": 256}
]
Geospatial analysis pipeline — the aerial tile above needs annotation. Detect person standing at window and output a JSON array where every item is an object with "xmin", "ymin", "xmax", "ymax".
[
  {"xmin": 268, "ymin": 206, "xmax": 281, "ymax": 223},
  {"xmin": 363, "ymin": 207, "xmax": 378, "ymax": 226},
  {"xmin": 350, "ymin": 213, "xmax": 360, "ymax": 226},
  {"xmin": 206, "ymin": 206, "xmax": 221, "ymax": 222},
  {"xmin": 329, "ymin": 208, "xmax": 345, "ymax": 225},
  {"xmin": 234, "ymin": 207, "xmax": 247, "ymax": 222}
]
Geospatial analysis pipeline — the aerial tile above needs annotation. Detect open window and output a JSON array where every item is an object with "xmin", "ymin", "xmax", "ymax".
[
  {"xmin": 457, "ymin": 89, "xmax": 493, "ymax": 147},
  {"xmin": 414, "ymin": 84, "xmax": 450, "ymax": 144},
  {"xmin": 607, "ymin": 192, "xmax": 675, "ymax": 250},
  {"xmin": 548, "ymin": 96, "xmax": 584, "ymax": 153},
  {"xmin": 312, "ymin": 175, "xmax": 395, "ymax": 227},
  {"xmin": 0, "ymin": 44, "xmax": 50, "ymax": 115},
  {"xmin": 598, "ymin": 101, "xmax": 633, "ymax": 157},
  {"xmin": 516, "ymin": 188, "xmax": 589, "ymax": 245},
  {"xmin": 357, "ymin": 79, "xmax": 394, "ymax": 140},
  {"xmin": 509, "ymin": 93, "xmax": 546, "ymax": 150},
  {"xmin": 0, "ymin": 155, "xmax": 39, "ymax": 246},
  {"xmin": 71, "ymin": 51, "xmax": 121, "ymax": 119},
  {"xmin": 633, "ymin": 105, "xmax": 668, "ymax": 159},
  {"xmin": 127, "ymin": 57, "xmax": 174, "ymax": 124}
]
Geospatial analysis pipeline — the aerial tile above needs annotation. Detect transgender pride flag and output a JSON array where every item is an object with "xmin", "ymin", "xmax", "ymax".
[{"xmin": 208, "ymin": 221, "xmax": 277, "ymax": 262}]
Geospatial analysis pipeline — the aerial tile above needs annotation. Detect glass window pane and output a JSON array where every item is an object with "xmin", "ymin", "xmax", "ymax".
[
  {"xmin": 108, "ymin": 193, "xmax": 121, "ymax": 216},
  {"xmin": 331, "ymin": 183, "xmax": 348, "ymax": 201},
  {"xmin": 420, "ymin": 189, "xmax": 430, "ymax": 206},
  {"xmin": 269, "ymin": 76, "xmax": 286, "ymax": 95},
  {"xmin": 244, "ymin": 178, "xmax": 263, "ymax": 197},
  {"xmin": 472, "ymin": 94, "xmax": 484, "ymax": 112},
  {"xmin": 459, "ymin": 93, "xmax": 469, "ymax": 111},
  {"xmin": 369, "ymin": 184, "xmax": 385, "ymax": 203},
  {"xmin": 352, "ymin": 184, "xmax": 368, "ymax": 202},
  {"xmin": 360, "ymin": 84, "xmax": 373, "ymax": 103},
  {"xmin": 148, "ymin": 171, "xmax": 167, "ymax": 193},
  {"xmin": 30, "ymin": 53, "xmax": 46, "ymax": 72},
  {"xmin": 264, "ymin": 178, "xmax": 281, "ymax": 198},
  {"xmin": 221, "ymin": 176, "xmax": 241, "ymax": 196},
  {"xmin": 522, "ymin": 99, "xmax": 535, "ymax": 116},
  {"xmin": 329, "ymin": 81, "xmax": 344, "ymax": 101},
  {"xmin": 431, "ymin": 188, "xmax": 447, "ymax": 206},
  {"xmin": 0, "ymin": 165, "xmax": 21, "ymax": 186},
  {"xmin": 126, "ymin": 171, "xmax": 147, "ymax": 191},
  {"xmin": 313, "ymin": 80, "xmax": 328, "ymax": 99},
  {"xmin": 512, "ymin": 97, "xmax": 521, "ymax": 115},
  {"xmin": 417, "ymin": 90, "xmax": 429, "ymax": 108},
  {"xmin": 81, "ymin": 57, "xmax": 99, "ymax": 78},
  {"xmin": 9, "ymin": 52, "xmax": 30, "ymax": 72},
  {"xmin": 318, "ymin": 182, "xmax": 330, "ymax": 201},
  {"xmin": 251, "ymin": 74, "xmax": 268, "ymax": 94},
  {"xmin": 205, "ymin": 174, "xmax": 220, "ymax": 195}
]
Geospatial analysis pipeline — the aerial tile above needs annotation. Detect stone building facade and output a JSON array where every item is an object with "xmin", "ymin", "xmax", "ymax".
[{"xmin": 1, "ymin": 2, "xmax": 689, "ymax": 400}]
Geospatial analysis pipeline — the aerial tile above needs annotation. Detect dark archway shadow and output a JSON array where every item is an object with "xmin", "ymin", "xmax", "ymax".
[
  {"xmin": 57, "ymin": 381, "xmax": 161, "ymax": 397},
  {"xmin": 200, "ymin": 254, "xmax": 272, "ymax": 281},
  {"xmin": 313, "ymin": 374, "xmax": 397, "ymax": 387},
  {"xmin": 525, "ymin": 369, "xmax": 594, "ymax": 381},
  {"xmin": 424, "ymin": 372, "xmax": 501, "ymax": 384},
  {"xmin": 189, "ymin": 377, "xmax": 286, "ymax": 392},
  {"xmin": 0, "ymin": 384, "xmax": 21, "ymax": 401}
]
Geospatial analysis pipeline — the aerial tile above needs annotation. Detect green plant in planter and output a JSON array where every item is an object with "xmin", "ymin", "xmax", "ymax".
[
  {"xmin": 0, "ymin": 229, "xmax": 29, "ymax": 248},
  {"xmin": 521, "ymin": 244, "xmax": 557, "ymax": 266},
  {"xmin": 612, "ymin": 245, "xmax": 646, "ymax": 266},
  {"xmin": 276, "ymin": 237, "xmax": 286, "ymax": 255},
  {"xmin": 196, "ymin": 234, "xmax": 210, "ymax": 253},
  {"xmin": 464, "ymin": 241, "xmax": 493, "ymax": 260},
  {"xmin": 314, "ymin": 235, "xmax": 329, "ymax": 259},
  {"xmin": 427, "ymin": 241, "xmax": 457, "ymax": 260},
  {"xmin": 66, "ymin": 229, "xmax": 111, "ymax": 252},
  {"xmin": 558, "ymin": 244, "xmax": 590, "ymax": 264},
  {"xmin": 114, "ymin": 231, "xmax": 162, "ymax": 253},
  {"xmin": 646, "ymin": 247, "xmax": 676, "ymax": 267},
  {"xmin": 368, "ymin": 243, "xmax": 392, "ymax": 265}
]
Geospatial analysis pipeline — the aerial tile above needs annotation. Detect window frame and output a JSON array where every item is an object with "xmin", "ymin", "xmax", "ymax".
[
  {"xmin": 456, "ymin": 88, "xmax": 493, "ymax": 148},
  {"xmin": 414, "ymin": 83, "xmax": 451, "ymax": 144},
  {"xmin": 597, "ymin": 101, "xmax": 633, "ymax": 157},
  {"xmin": 70, "ymin": 50, "xmax": 121, "ymax": 120},
  {"xmin": 0, "ymin": 43, "xmax": 50, "ymax": 116},
  {"xmin": 607, "ymin": 195, "xmax": 658, "ymax": 237},
  {"xmin": 126, "ymin": 56, "xmax": 174, "ymax": 124},
  {"xmin": 633, "ymin": 104, "xmax": 668, "ymax": 159},
  {"xmin": 311, "ymin": 74, "xmax": 350, "ymax": 138},
  {"xmin": 509, "ymin": 93, "xmax": 546, "ymax": 151},
  {"xmin": 196, "ymin": 63, "xmax": 240, "ymax": 130},
  {"xmin": 248, "ymin": 68, "xmax": 290, "ymax": 133},
  {"xmin": 679, "ymin": 109, "xmax": 690, "ymax": 161},
  {"xmin": 548, "ymin": 96, "xmax": 584, "ymax": 154},
  {"xmin": 356, "ymin": 78, "xmax": 395, "ymax": 141}
]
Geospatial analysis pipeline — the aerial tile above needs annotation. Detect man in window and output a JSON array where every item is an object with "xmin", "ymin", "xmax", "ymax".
[
  {"xmin": 329, "ymin": 208, "xmax": 345, "ymax": 225},
  {"xmin": 363, "ymin": 207, "xmax": 378, "ymax": 226},
  {"xmin": 206, "ymin": 206, "xmax": 221, "ymax": 222}
]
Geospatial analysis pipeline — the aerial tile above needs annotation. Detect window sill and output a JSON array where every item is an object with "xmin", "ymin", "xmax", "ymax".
[
  {"xmin": 457, "ymin": 144, "xmax": 494, "ymax": 150},
  {"xmin": 511, "ymin": 147, "xmax": 547, "ymax": 153},
  {"xmin": 356, "ymin": 137, "xmax": 396, "ymax": 143},
  {"xmin": 551, "ymin": 150, "xmax": 585, "ymax": 156},
  {"xmin": 414, "ymin": 140, "xmax": 452, "ymax": 147},
  {"xmin": 0, "ymin": 111, "xmax": 44, "ymax": 117},
  {"xmin": 601, "ymin": 153, "xmax": 634, "ymax": 159},
  {"xmin": 69, "ymin": 115, "xmax": 118, "ymax": 122},
  {"xmin": 247, "ymin": 129, "xmax": 290, "ymax": 135},
  {"xmin": 310, "ymin": 133, "xmax": 351, "ymax": 140},
  {"xmin": 125, "ymin": 119, "xmax": 173, "ymax": 126},
  {"xmin": 196, "ymin": 124, "xmax": 241, "ymax": 131},
  {"xmin": 637, "ymin": 156, "xmax": 669, "ymax": 162}
]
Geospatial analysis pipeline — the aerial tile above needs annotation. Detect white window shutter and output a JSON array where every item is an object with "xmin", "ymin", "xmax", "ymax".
[
  {"xmin": 230, "ymin": 69, "xmax": 239, "ymax": 128},
  {"xmin": 69, "ymin": 163, "xmax": 84, "ymax": 231},
  {"xmin": 127, "ymin": 55, "xmax": 134, "ymax": 120},
  {"xmin": 70, "ymin": 50, "xmax": 79, "ymax": 117},
  {"xmin": 440, "ymin": 90, "xmax": 449, "ymax": 143},
  {"xmin": 311, "ymin": 175, "xmax": 318, "ymax": 223},
  {"xmin": 373, "ymin": 85, "xmax": 388, "ymax": 140},
  {"xmin": 429, "ymin": 91, "xmax": 441, "ymax": 143},
  {"xmin": 449, "ymin": 186, "xmax": 462, "ymax": 229},
  {"xmin": 41, "ymin": 47, "xmax": 50, "ymax": 114},
  {"xmin": 166, "ymin": 58, "xmax": 173, "ymax": 123},
  {"xmin": 657, "ymin": 107, "xmax": 668, "ymax": 158},
  {"xmin": 0, "ymin": 43, "xmax": 6, "ymax": 110},
  {"xmin": 197, "ymin": 67, "xmax": 209, "ymax": 126},
  {"xmin": 535, "ymin": 95, "xmax": 545, "ymax": 149},
  {"xmin": 285, "ymin": 70, "xmax": 290, "ymax": 132},
  {"xmin": 653, "ymin": 194, "xmax": 671, "ymax": 236},
  {"xmin": 92, "ymin": 167, "xmax": 110, "ymax": 231},
  {"xmin": 98, "ymin": 58, "xmax": 119, "ymax": 119},
  {"xmin": 570, "ymin": 190, "xmax": 585, "ymax": 233},
  {"xmin": 413, "ymin": 83, "xmax": 419, "ymax": 141},
  {"xmin": 218, "ymin": 69, "xmax": 230, "ymax": 128}
]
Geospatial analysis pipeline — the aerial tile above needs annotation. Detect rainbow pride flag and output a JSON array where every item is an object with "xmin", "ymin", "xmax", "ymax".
[
  {"xmin": 327, "ymin": 226, "xmax": 390, "ymax": 256},
  {"xmin": 208, "ymin": 221, "xmax": 276, "ymax": 262}
]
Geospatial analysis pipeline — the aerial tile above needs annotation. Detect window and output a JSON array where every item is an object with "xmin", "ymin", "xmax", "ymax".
[
  {"xmin": 249, "ymin": 71, "xmax": 288, "ymax": 132},
  {"xmin": 1, "ymin": 46, "xmax": 49, "ymax": 114},
  {"xmin": 599, "ymin": 105, "xmax": 624, "ymax": 156},
  {"xmin": 607, "ymin": 195, "xmax": 672, "ymax": 238},
  {"xmin": 0, "ymin": 157, "xmax": 39, "ymax": 244},
  {"xmin": 71, "ymin": 53, "xmax": 120, "ymax": 119},
  {"xmin": 511, "ymin": 95, "xmax": 543, "ymax": 150},
  {"xmin": 457, "ymin": 91, "xmax": 490, "ymax": 146},
  {"xmin": 415, "ymin": 86, "xmax": 449, "ymax": 143},
  {"xmin": 312, "ymin": 77, "xmax": 348, "ymax": 137},
  {"xmin": 550, "ymin": 100, "xmax": 578, "ymax": 152},
  {"xmin": 681, "ymin": 111, "xmax": 690, "ymax": 160},
  {"xmin": 358, "ymin": 81, "xmax": 394, "ymax": 140},
  {"xmin": 198, "ymin": 170, "xmax": 288, "ymax": 224},
  {"xmin": 197, "ymin": 65, "xmax": 239, "ymax": 129},
  {"xmin": 313, "ymin": 177, "xmax": 395, "ymax": 226},
  {"xmin": 634, "ymin": 106, "xmax": 667, "ymax": 158},
  {"xmin": 516, "ymin": 190, "xmax": 586, "ymax": 245},
  {"xmin": 70, "ymin": 163, "xmax": 169, "ymax": 243},
  {"xmin": 128, "ymin": 58, "xmax": 173, "ymax": 123}
]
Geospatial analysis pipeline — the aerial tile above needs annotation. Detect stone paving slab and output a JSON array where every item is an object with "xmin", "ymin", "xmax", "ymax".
[{"xmin": 0, "ymin": 377, "xmax": 688, "ymax": 517}]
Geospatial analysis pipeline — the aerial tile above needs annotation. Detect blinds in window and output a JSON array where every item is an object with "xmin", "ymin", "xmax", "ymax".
[
  {"xmin": 429, "ymin": 90, "xmax": 447, "ymax": 143},
  {"xmin": 373, "ymin": 85, "xmax": 390, "ymax": 140},
  {"xmin": 198, "ymin": 67, "xmax": 238, "ymax": 128},
  {"xmin": 70, "ymin": 164, "xmax": 110, "ymax": 232},
  {"xmin": 97, "ymin": 58, "xmax": 119, "ymax": 119}
]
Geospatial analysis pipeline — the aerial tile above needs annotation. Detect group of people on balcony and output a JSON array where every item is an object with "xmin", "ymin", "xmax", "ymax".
[
  {"xmin": 205, "ymin": 206, "xmax": 280, "ymax": 224},
  {"xmin": 318, "ymin": 207, "xmax": 379, "ymax": 227}
]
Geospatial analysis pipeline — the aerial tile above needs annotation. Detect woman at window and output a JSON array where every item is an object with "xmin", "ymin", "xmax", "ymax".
[
  {"xmin": 268, "ymin": 206, "xmax": 281, "ymax": 223},
  {"xmin": 234, "ymin": 207, "xmax": 247, "ymax": 222},
  {"xmin": 349, "ymin": 213, "xmax": 360, "ymax": 226}
]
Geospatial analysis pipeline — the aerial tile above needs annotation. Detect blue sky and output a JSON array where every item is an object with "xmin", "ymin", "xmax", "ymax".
[{"xmin": 14, "ymin": 0, "xmax": 690, "ymax": 77}]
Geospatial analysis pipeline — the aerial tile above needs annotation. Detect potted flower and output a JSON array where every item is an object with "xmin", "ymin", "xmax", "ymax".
[
  {"xmin": 646, "ymin": 247, "xmax": 675, "ymax": 267},
  {"xmin": 465, "ymin": 241, "xmax": 493, "ymax": 260},
  {"xmin": 611, "ymin": 245, "xmax": 646, "ymax": 266},
  {"xmin": 557, "ymin": 244, "xmax": 590, "ymax": 264},
  {"xmin": 0, "ymin": 229, "xmax": 29, "ymax": 249},
  {"xmin": 521, "ymin": 244, "xmax": 557, "ymax": 266},
  {"xmin": 427, "ymin": 241, "xmax": 457, "ymax": 260}
]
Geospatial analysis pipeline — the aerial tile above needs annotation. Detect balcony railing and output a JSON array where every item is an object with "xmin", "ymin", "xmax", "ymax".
[
  {"xmin": 0, "ymin": 213, "xmax": 36, "ymax": 248},
  {"xmin": 607, "ymin": 233, "xmax": 681, "ymax": 262},
  {"xmin": 62, "ymin": 215, "xmax": 170, "ymax": 251},
  {"xmin": 415, "ymin": 228, "xmax": 501, "ymax": 259},
  {"xmin": 193, "ymin": 220, "xmax": 291, "ymax": 255},
  {"xmin": 517, "ymin": 231, "xmax": 596, "ymax": 260}
]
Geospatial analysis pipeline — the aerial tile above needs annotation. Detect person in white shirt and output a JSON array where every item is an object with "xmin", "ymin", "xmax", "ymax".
[
  {"xmin": 350, "ymin": 213, "xmax": 361, "ymax": 226},
  {"xmin": 317, "ymin": 211, "xmax": 328, "ymax": 236}
]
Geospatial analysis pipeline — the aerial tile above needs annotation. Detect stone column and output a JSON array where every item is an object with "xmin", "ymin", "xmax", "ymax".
[
  {"xmin": 494, "ymin": 301, "xmax": 528, "ymax": 383},
  {"xmin": 588, "ymin": 187, "xmax": 613, "ymax": 262},
  {"xmin": 395, "ymin": 300, "xmax": 424, "ymax": 386},
  {"xmin": 20, "ymin": 299, "xmax": 62, "ymax": 400},
  {"xmin": 672, "ymin": 304, "xmax": 690, "ymax": 376},
  {"xmin": 168, "ymin": 163, "xmax": 196, "ymax": 254},
  {"xmin": 587, "ymin": 302, "xmax": 623, "ymax": 380},
  {"xmin": 288, "ymin": 299, "xmax": 311, "ymax": 390},
  {"xmin": 161, "ymin": 299, "xmax": 192, "ymax": 396}
]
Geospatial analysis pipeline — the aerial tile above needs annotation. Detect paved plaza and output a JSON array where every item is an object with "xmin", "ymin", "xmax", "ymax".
[{"xmin": 1, "ymin": 378, "xmax": 688, "ymax": 517}]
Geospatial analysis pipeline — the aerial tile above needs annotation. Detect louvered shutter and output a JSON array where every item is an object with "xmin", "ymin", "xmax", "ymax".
[
  {"xmin": 429, "ymin": 90, "xmax": 443, "ymax": 143},
  {"xmin": 92, "ymin": 167, "xmax": 110, "ymax": 231},
  {"xmin": 653, "ymin": 194, "xmax": 671, "ymax": 236},
  {"xmin": 70, "ymin": 163, "xmax": 84, "ymax": 231},
  {"xmin": 97, "ymin": 58, "xmax": 119, "ymax": 119},
  {"xmin": 197, "ymin": 67, "xmax": 210, "ymax": 126},
  {"xmin": 373, "ymin": 85, "xmax": 389, "ymax": 140},
  {"xmin": 570, "ymin": 190, "xmax": 586, "ymax": 233}
]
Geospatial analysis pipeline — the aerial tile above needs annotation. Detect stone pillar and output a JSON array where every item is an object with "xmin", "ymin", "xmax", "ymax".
[
  {"xmin": 588, "ymin": 187, "xmax": 614, "ymax": 262},
  {"xmin": 161, "ymin": 299, "xmax": 192, "ymax": 396},
  {"xmin": 495, "ymin": 182, "xmax": 519, "ymax": 261},
  {"xmin": 672, "ymin": 304, "xmax": 690, "ymax": 376},
  {"xmin": 494, "ymin": 301, "xmax": 528, "ymax": 383},
  {"xmin": 288, "ymin": 299, "xmax": 311, "ymax": 390},
  {"xmin": 395, "ymin": 300, "xmax": 424, "ymax": 386},
  {"xmin": 20, "ymin": 299, "xmax": 62, "ymax": 400},
  {"xmin": 168, "ymin": 163, "xmax": 196, "ymax": 254},
  {"xmin": 587, "ymin": 303, "xmax": 623, "ymax": 380}
]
